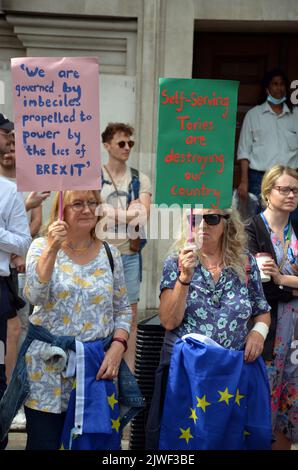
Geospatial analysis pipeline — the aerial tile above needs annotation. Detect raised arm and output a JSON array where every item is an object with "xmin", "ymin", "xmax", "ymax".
[
  {"xmin": 25, "ymin": 221, "xmax": 68, "ymax": 305},
  {"xmin": 159, "ymin": 248, "xmax": 197, "ymax": 330}
]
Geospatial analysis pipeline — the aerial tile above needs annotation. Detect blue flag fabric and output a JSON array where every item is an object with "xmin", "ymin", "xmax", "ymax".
[
  {"xmin": 60, "ymin": 340, "xmax": 121, "ymax": 450},
  {"xmin": 159, "ymin": 335, "xmax": 271, "ymax": 450}
]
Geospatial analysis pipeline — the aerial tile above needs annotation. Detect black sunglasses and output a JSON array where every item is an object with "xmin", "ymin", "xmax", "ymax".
[
  {"xmin": 117, "ymin": 140, "xmax": 134, "ymax": 149},
  {"xmin": 187, "ymin": 213, "xmax": 230, "ymax": 226}
]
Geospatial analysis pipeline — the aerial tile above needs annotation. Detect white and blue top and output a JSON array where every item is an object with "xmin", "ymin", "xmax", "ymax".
[{"xmin": 24, "ymin": 237, "xmax": 131, "ymax": 413}]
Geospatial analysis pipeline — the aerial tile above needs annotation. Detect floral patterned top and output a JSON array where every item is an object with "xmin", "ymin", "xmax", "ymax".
[
  {"xmin": 24, "ymin": 237, "xmax": 131, "ymax": 413},
  {"xmin": 160, "ymin": 253, "xmax": 270, "ymax": 350},
  {"xmin": 269, "ymin": 225, "xmax": 298, "ymax": 275}
]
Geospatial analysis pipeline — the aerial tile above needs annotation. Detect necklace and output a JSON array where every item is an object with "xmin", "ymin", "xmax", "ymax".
[
  {"xmin": 208, "ymin": 265, "xmax": 222, "ymax": 272},
  {"xmin": 66, "ymin": 239, "xmax": 93, "ymax": 252},
  {"xmin": 206, "ymin": 263, "xmax": 223, "ymax": 273},
  {"xmin": 203, "ymin": 260, "xmax": 224, "ymax": 275}
]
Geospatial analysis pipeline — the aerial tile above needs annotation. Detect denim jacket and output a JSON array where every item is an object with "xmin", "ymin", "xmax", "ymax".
[{"xmin": 0, "ymin": 323, "xmax": 145, "ymax": 440}]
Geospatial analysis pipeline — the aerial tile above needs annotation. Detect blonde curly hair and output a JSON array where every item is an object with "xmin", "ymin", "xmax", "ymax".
[{"xmin": 170, "ymin": 208, "xmax": 248, "ymax": 282}]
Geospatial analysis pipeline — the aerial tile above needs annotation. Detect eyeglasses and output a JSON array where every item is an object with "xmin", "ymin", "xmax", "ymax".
[
  {"xmin": 67, "ymin": 200, "xmax": 98, "ymax": 212},
  {"xmin": 117, "ymin": 140, "xmax": 134, "ymax": 149},
  {"xmin": 274, "ymin": 186, "xmax": 298, "ymax": 196},
  {"xmin": 187, "ymin": 213, "xmax": 230, "ymax": 226}
]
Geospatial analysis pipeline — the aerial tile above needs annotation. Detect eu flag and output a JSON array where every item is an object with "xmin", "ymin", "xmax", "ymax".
[
  {"xmin": 159, "ymin": 335, "xmax": 271, "ymax": 450},
  {"xmin": 60, "ymin": 340, "xmax": 121, "ymax": 450}
]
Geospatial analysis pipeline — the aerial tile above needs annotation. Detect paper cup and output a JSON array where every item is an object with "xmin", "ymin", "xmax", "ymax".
[{"xmin": 255, "ymin": 252, "xmax": 272, "ymax": 283}]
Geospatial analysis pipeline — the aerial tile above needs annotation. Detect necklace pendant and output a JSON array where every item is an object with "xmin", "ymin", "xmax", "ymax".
[{"xmin": 67, "ymin": 239, "xmax": 93, "ymax": 252}]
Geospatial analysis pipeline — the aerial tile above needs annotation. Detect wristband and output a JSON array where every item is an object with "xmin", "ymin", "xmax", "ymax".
[
  {"xmin": 251, "ymin": 322, "xmax": 269, "ymax": 340},
  {"xmin": 112, "ymin": 337, "xmax": 128, "ymax": 352},
  {"xmin": 177, "ymin": 276, "xmax": 191, "ymax": 286}
]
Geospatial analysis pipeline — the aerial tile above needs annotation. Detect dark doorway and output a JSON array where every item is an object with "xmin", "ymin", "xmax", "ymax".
[{"xmin": 193, "ymin": 32, "xmax": 298, "ymax": 186}]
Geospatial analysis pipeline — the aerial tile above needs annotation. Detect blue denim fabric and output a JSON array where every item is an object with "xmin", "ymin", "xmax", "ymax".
[
  {"xmin": 121, "ymin": 253, "xmax": 141, "ymax": 304},
  {"xmin": 0, "ymin": 323, "xmax": 144, "ymax": 440},
  {"xmin": 248, "ymin": 169, "xmax": 264, "ymax": 214},
  {"xmin": 0, "ymin": 279, "xmax": 9, "ymax": 449}
]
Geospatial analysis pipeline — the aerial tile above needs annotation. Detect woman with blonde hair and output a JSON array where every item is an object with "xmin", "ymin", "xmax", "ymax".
[
  {"xmin": 0, "ymin": 190, "xmax": 144, "ymax": 450},
  {"xmin": 246, "ymin": 165, "xmax": 298, "ymax": 450},
  {"xmin": 146, "ymin": 207, "xmax": 271, "ymax": 450}
]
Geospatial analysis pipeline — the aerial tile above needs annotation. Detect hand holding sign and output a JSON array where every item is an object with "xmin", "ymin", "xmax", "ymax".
[
  {"xmin": 11, "ymin": 57, "xmax": 100, "ymax": 192},
  {"xmin": 47, "ymin": 220, "xmax": 69, "ymax": 250}
]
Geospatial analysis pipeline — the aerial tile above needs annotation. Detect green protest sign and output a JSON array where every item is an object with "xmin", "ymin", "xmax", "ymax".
[{"xmin": 155, "ymin": 78, "xmax": 239, "ymax": 208}]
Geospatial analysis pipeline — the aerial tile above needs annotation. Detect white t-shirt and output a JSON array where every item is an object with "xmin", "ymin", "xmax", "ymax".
[
  {"xmin": 237, "ymin": 102, "xmax": 298, "ymax": 171},
  {"xmin": 5, "ymin": 176, "xmax": 31, "ymax": 222},
  {"xmin": 0, "ymin": 176, "xmax": 31, "ymax": 276},
  {"xmin": 100, "ymin": 166, "xmax": 151, "ymax": 254}
]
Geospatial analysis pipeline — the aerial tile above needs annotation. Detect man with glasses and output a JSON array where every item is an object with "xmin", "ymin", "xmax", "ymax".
[
  {"xmin": 0, "ymin": 113, "xmax": 31, "ymax": 448},
  {"xmin": 101, "ymin": 122, "xmax": 152, "ymax": 372}
]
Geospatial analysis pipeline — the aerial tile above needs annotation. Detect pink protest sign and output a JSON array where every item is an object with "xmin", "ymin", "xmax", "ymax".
[{"xmin": 11, "ymin": 57, "xmax": 100, "ymax": 191}]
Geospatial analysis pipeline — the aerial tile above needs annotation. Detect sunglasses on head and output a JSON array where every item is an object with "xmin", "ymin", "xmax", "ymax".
[
  {"xmin": 187, "ymin": 213, "xmax": 230, "ymax": 226},
  {"xmin": 117, "ymin": 140, "xmax": 135, "ymax": 149}
]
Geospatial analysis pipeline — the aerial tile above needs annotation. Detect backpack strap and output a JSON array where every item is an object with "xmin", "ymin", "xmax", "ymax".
[
  {"xmin": 101, "ymin": 168, "xmax": 112, "ymax": 188},
  {"xmin": 127, "ymin": 167, "xmax": 140, "ymax": 204},
  {"xmin": 103, "ymin": 241, "xmax": 114, "ymax": 273}
]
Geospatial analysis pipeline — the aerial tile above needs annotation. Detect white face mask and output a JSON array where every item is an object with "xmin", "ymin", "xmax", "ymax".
[{"xmin": 267, "ymin": 94, "xmax": 286, "ymax": 105}]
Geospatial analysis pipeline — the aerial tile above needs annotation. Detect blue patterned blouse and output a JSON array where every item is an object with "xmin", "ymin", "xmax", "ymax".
[{"xmin": 160, "ymin": 253, "xmax": 270, "ymax": 350}]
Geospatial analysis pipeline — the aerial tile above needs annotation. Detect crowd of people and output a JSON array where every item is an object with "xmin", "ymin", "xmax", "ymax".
[{"xmin": 0, "ymin": 66, "xmax": 297, "ymax": 451}]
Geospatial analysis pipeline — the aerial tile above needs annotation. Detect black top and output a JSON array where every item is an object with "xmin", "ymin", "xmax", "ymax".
[{"xmin": 246, "ymin": 214, "xmax": 298, "ymax": 360}]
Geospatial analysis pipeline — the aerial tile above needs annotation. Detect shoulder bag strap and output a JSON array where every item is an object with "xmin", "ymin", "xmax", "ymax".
[
  {"xmin": 102, "ymin": 241, "xmax": 114, "ymax": 273},
  {"xmin": 103, "ymin": 165, "xmax": 125, "ymax": 210}
]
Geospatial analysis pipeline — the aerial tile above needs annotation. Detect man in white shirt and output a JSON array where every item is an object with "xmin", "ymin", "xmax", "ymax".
[
  {"xmin": 0, "ymin": 176, "xmax": 31, "ymax": 446},
  {"xmin": 0, "ymin": 119, "xmax": 50, "ymax": 379},
  {"xmin": 0, "ymin": 115, "xmax": 31, "ymax": 448},
  {"xmin": 237, "ymin": 69, "xmax": 298, "ymax": 212}
]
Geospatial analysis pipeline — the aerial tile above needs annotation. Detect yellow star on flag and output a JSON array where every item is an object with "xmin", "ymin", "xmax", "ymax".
[
  {"xmin": 189, "ymin": 408, "xmax": 198, "ymax": 424},
  {"xmin": 179, "ymin": 427, "xmax": 193, "ymax": 444},
  {"xmin": 235, "ymin": 389, "xmax": 245, "ymax": 406},
  {"xmin": 107, "ymin": 393, "xmax": 118, "ymax": 410},
  {"xmin": 218, "ymin": 387, "xmax": 234, "ymax": 405},
  {"xmin": 196, "ymin": 394, "xmax": 211, "ymax": 412},
  {"xmin": 244, "ymin": 430, "xmax": 251, "ymax": 438},
  {"xmin": 111, "ymin": 417, "xmax": 121, "ymax": 433}
]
